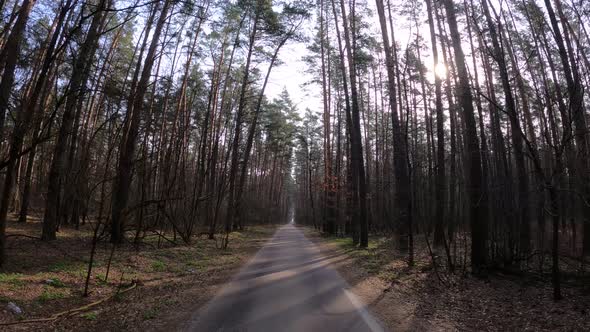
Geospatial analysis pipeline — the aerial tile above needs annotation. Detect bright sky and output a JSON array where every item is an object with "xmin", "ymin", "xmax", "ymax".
[
  {"xmin": 265, "ymin": 42, "xmax": 320, "ymax": 114},
  {"xmin": 263, "ymin": 0, "xmax": 524, "ymax": 117},
  {"xmin": 264, "ymin": 1, "xmax": 433, "ymax": 117},
  {"xmin": 116, "ymin": 0, "xmax": 539, "ymax": 120}
]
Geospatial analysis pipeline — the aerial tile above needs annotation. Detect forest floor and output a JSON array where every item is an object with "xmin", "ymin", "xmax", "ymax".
[
  {"xmin": 304, "ymin": 228, "xmax": 590, "ymax": 332},
  {"xmin": 0, "ymin": 216, "xmax": 277, "ymax": 331}
]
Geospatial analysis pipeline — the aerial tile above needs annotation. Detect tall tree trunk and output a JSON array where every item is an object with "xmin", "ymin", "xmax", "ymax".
[
  {"xmin": 481, "ymin": 0, "xmax": 530, "ymax": 259},
  {"xmin": 43, "ymin": 0, "xmax": 109, "ymax": 240},
  {"xmin": 330, "ymin": 0, "xmax": 355, "ymax": 242},
  {"xmin": 111, "ymin": 0, "xmax": 172, "ymax": 244},
  {"xmin": 0, "ymin": 0, "xmax": 36, "ymax": 141},
  {"xmin": 426, "ymin": 0, "xmax": 446, "ymax": 249},
  {"xmin": 544, "ymin": 0, "xmax": 590, "ymax": 257},
  {"xmin": 442, "ymin": 0, "xmax": 488, "ymax": 272},
  {"xmin": 320, "ymin": 0, "xmax": 336, "ymax": 235},
  {"xmin": 339, "ymin": 0, "xmax": 368, "ymax": 248},
  {"xmin": 375, "ymin": 0, "xmax": 411, "ymax": 253},
  {"xmin": 225, "ymin": 6, "xmax": 260, "ymax": 239}
]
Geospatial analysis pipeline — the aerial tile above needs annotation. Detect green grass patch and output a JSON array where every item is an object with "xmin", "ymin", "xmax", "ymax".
[
  {"xmin": 81, "ymin": 312, "xmax": 97, "ymax": 320},
  {"xmin": 38, "ymin": 287, "xmax": 67, "ymax": 302},
  {"xmin": 95, "ymin": 273, "xmax": 108, "ymax": 285},
  {"xmin": 186, "ymin": 259, "xmax": 208, "ymax": 270},
  {"xmin": 327, "ymin": 236, "xmax": 390, "ymax": 275},
  {"xmin": 229, "ymin": 232, "xmax": 245, "ymax": 240},
  {"xmin": 0, "ymin": 273, "xmax": 24, "ymax": 286},
  {"xmin": 378, "ymin": 270, "xmax": 397, "ymax": 281},
  {"xmin": 363, "ymin": 255, "xmax": 384, "ymax": 273},
  {"xmin": 217, "ymin": 255, "xmax": 240, "ymax": 265},
  {"xmin": 48, "ymin": 261, "xmax": 72, "ymax": 272},
  {"xmin": 181, "ymin": 250, "xmax": 207, "ymax": 265},
  {"xmin": 46, "ymin": 278, "xmax": 66, "ymax": 288},
  {"xmin": 330, "ymin": 237, "xmax": 355, "ymax": 248},
  {"xmin": 329, "ymin": 236, "xmax": 384, "ymax": 250},
  {"xmin": 48, "ymin": 261, "xmax": 85, "ymax": 275},
  {"xmin": 0, "ymin": 295, "xmax": 15, "ymax": 303},
  {"xmin": 151, "ymin": 260, "xmax": 167, "ymax": 272},
  {"xmin": 152, "ymin": 250, "xmax": 177, "ymax": 260}
]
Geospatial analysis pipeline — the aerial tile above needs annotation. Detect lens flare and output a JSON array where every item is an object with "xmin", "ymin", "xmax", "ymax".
[{"xmin": 435, "ymin": 62, "xmax": 447, "ymax": 79}]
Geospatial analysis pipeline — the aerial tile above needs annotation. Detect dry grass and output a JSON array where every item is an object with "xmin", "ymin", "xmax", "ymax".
[
  {"xmin": 0, "ymin": 217, "xmax": 277, "ymax": 331},
  {"xmin": 305, "ymin": 228, "xmax": 590, "ymax": 331}
]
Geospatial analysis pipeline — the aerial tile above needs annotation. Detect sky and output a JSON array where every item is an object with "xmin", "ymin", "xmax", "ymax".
[
  {"xmin": 263, "ymin": 1, "xmax": 434, "ymax": 117},
  {"xmin": 262, "ymin": 0, "xmax": 520, "ymax": 118},
  {"xmin": 265, "ymin": 42, "xmax": 320, "ymax": 115},
  {"xmin": 119, "ymin": 0, "xmax": 513, "ymax": 120},
  {"xmin": 115, "ymin": 0, "xmax": 445, "ymax": 119}
]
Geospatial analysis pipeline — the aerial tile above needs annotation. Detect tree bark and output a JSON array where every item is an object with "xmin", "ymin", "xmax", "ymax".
[
  {"xmin": 375, "ymin": 0, "xmax": 411, "ymax": 253},
  {"xmin": 111, "ymin": 0, "xmax": 172, "ymax": 244},
  {"xmin": 43, "ymin": 0, "xmax": 109, "ymax": 240},
  {"xmin": 442, "ymin": 0, "xmax": 488, "ymax": 272}
]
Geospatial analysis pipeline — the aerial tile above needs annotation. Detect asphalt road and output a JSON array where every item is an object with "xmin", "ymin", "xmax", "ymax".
[{"xmin": 185, "ymin": 224, "xmax": 384, "ymax": 332}]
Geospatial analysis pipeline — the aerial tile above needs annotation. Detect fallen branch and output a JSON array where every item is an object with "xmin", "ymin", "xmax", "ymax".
[
  {"xmin": 5, "ymin": 234, "xmax": 42, "ymax": 240},
  {"xmin": 0, "ymin": 283, "xmax": 137, "ymax": 326}
]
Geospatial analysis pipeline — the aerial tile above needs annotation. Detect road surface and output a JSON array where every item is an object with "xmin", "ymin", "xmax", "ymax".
[{"xmin": 184, "ymin": 224, "xmax": 384, "ymax": 332}]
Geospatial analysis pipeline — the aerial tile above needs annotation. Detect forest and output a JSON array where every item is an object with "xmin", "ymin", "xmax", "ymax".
[{"xmin": 0, "ymin": 0, "xmax": 589, "ymax": 330}]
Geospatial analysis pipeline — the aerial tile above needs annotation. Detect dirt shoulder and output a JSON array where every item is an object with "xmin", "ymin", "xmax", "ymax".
[
  {"xmin": 302, "ymin": 227, "xmax": 590, "ymax": 332},
  {"xmin": 0, "ymin": 218, "xmax": 277, "ymax": 331}
]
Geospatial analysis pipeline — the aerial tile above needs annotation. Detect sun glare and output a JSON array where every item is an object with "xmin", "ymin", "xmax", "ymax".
[{"xmin": 434, "ymin": 62, "xmax": 447, "ymax": 79}]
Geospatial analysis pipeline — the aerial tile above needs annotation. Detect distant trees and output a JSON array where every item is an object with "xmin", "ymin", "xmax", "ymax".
[
  {"xmin": 0, "ymin": 0, "xmax": 309, "ymax": 265},
  {"xmin": 295, "ymin": 0, "xmax": 590, "ymax": 300}
]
